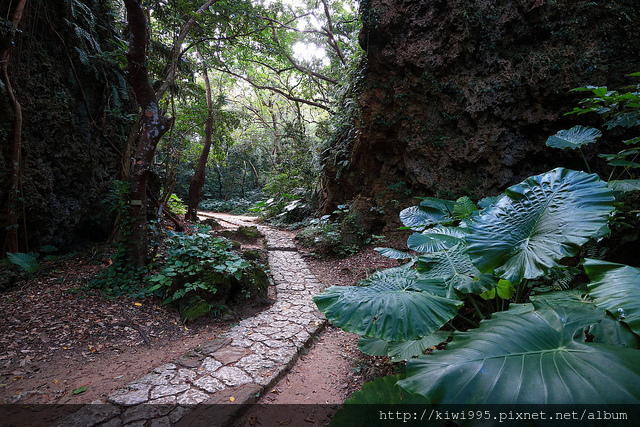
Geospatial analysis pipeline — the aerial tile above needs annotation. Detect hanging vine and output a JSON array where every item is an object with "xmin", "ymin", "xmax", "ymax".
[{"xmin": 1, "ymin": 0, "xmax": 27, "ymax": 255}]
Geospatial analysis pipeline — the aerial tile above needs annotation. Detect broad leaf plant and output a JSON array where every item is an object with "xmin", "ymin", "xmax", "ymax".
[{"xmin": 313, "ymin": 167, "xmax": 640, "ymax": 408}]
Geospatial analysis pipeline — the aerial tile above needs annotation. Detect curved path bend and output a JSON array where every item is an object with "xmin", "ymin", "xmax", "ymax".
[{"xmin": 56, "ymin": 214, "xmax": 327, "ymax": 427}]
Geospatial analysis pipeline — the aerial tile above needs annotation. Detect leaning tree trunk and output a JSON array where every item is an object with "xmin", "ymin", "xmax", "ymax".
[
  {"xmin": 124, "ymin": 0, "xmax": 172, "ymax": 267},
  {"xmin": 1, "ymin": 0, "xmax": 27, "ymax": 255},
  {"xmin": 186, "ymin": 48, "xmax": 214, "ymax": 222}
]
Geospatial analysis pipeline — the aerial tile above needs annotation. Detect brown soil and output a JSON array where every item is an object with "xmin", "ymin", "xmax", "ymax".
[{"xmin": 0, "ymin": 215, "xmax": 400, "ymax": 417}]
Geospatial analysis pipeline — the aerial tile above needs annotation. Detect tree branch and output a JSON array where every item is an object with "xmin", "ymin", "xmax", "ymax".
[
  {"xmin": 212, "ymin": 65, "xmax": 333, "ymax": 112},
  {"xmin": 155, "ymin": 0, "xmax": 218, "ymax": 100}
]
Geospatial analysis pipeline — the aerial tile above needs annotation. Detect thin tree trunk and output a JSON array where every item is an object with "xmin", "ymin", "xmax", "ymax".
[
  {"xmin": 124, "ymin": 0, "xmax": 173, "ymax": 267},
  {"xmin": 241, "ymin": 161, "xmax": 247, "ymax": 198},
  {"xmin": 2, "ymin": 0, "xmax": 27, "ymax": 255},
  {"xmin": 186, "ymin": 47, "xmax": 214, "ymax": 221},
  {"xmin": 215, "ymin": 164, "xmax": 224, "ymax": 199},
  {"xmin": 246, "ymin": 158, "xmax": 260, "ymax": 187},
  {"xmin": 154, "ymin": 0, "xmax": 217, "ymax": 101}
]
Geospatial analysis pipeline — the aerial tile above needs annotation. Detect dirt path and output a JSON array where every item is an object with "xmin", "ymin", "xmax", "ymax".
[{"xmin": 0, "ymin": 213, "xmax": 398, "ymax": 425}]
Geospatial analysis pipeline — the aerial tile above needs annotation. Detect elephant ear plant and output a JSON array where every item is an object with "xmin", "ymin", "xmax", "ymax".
[{"xmin": 313, "ymin": 167, "xmax": 640, "ymax": 414}]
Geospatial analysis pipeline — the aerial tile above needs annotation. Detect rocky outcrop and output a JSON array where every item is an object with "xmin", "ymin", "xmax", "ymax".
[
  {"xmin": 322, "ymin": 0, "xmax": 640, "ymax": 230},
  {"xmin": 0, "ymin": 1, "xmax": 133, "ymax": 252}
]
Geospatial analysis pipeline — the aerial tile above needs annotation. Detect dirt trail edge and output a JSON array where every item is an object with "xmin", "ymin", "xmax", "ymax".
[{"xmin": 25, "ymin": 214, "xmax": 329, "ymax": 427}]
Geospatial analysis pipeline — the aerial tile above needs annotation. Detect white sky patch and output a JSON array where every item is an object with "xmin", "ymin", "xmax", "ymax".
[
  {"xmin": 293, "ymin": 42, "xmax": 328, "ymax": 66},
  {"xmin": 258, "ymin": 0, "xmax": 302, "ymax": 7}
]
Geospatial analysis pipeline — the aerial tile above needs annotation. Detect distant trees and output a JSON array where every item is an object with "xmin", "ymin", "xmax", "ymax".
[{"xmin": 117, "ymin": 0, "xmax": 359, "ymax": 266}]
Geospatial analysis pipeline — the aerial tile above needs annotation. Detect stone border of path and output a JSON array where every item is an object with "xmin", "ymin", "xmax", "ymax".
[{"xmin": 54, "ymin": 215, "xmax": 327, "ymax": 427}]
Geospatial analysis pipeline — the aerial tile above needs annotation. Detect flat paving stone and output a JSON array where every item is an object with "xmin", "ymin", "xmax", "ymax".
[
  {"xmin": 210, "ymin": 346, "xmax": 249, "ymax": 365},
  {"xmin": 107, "ymin": 386, "xmax": 152, "ymax": 406},
  {"xmin": 150, "ymin": 384, "xmax": 190, "ymax": 400},
  {"xmin": 193, "ymin": 375, "xmax": 226, "ymax": 393},
  {"xmin": 176, "ymin": 389, "xmax": 209, "ymax": 405},
  {"xmin": 198, "ymin": 357, "xmax": 223, "ymax": 373},
  {"xmin": 214, "ymin": 366, "xmax": 253, "ymax": 386}
]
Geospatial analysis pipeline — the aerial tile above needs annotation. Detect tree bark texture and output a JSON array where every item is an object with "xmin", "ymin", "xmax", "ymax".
[{"xmin": 124, "ymin": 0, "xmax": 172, "ymax": 267}]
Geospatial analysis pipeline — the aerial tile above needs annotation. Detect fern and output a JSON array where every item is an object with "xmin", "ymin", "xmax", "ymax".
[
  {"xmin": 69, "ymin": 0, "xmax": 95, "ymax": 28},
  {"xmin": 74, "ymin": 46, "xmax": 89, "ymax": 65}
]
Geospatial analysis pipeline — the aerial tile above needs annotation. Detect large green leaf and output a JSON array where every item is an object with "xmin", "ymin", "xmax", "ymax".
[
  {"xmin": 584, "ymin": 259, "xmax": 640, "ymax": 335},
  {"xmin": 342, "ymin": 374, "xmax": 430, "ymax": 405},
  {"xmin": 6, "ymin": 252, "xmax": 39, "ymax": 273},
  {"xmin": 453, "ymin": 196, "xmax": 476, "ymax": 219},
  {"xmin": 418, "ymin": 244, "xmax": 494, "ymax": 295},
  {"xmin": 398, "ymin": 296, "xmax": 640, "ymax": 404},
  {"xmin": 330, "ymin": 375, "xmax": 433, "ymax": 427},
  {"xmin": 588, "ymin": 313, "xmax": 640, "ymax": 349},
  {"xmin": 608, "ymin": 179, "xmax": 640, "ymax": 193},
  {"xmin": 399, "ymin": 198, "xmax": 455, "ymax": 231},
  {"xmin": 407, "ymin": 226, "xmax": 468, "ymax": 253},
  {"xmin": 374, "ymin": 247, "xmax": 413, "ymax": 260},
  {"xmin": 466, "ymin": 168, "xmax": 614, "ymax": 285},
  {"xmin": 313, "ymin": 266, "xmax": 462, "ymax": 342},
  {"xmin": 357, "ymin": 336, "xmax": 388, "ymax": 356},
  {"xmin": 387, "ymin": 332, "xmax": 451, "ymax": 361},
  {"xmin": 358, "ymin": 332, "xmax": 451, "ymax": 361},
  {"xmin": 546, "ymin": 125, "xmax": 602, "ymax": 150}
]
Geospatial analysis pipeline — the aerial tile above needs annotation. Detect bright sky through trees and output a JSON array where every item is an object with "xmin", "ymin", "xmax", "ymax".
[{"xmin": 255, "ymin": 0, "xmax": 352, "ymax": 65}]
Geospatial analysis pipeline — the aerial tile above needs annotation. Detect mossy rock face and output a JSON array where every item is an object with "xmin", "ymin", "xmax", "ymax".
[
  {"xmin": 218, "ymin": 227, "xmax": 261, "ymax": 244},
  {"xmin": 200, "ymin": 217, "xmax": 221, "ymax": 230},
  {"xmin": 180, "ymin": 297, "xmax": 212, "ymax": 322},
  {"xmin": 236, "ymin": 226, "xmax": 261, "ymax": 242},
  {"xmin": 243, "ymin": 249, "xmax": 261, "ymax": 261},
  {"xmin": 173, "ymin": 259, "xmax": 269, "ymax": 321},
  {"xmin": 236, "ymin": 262, "xmax": 269, "ymax": 304}
]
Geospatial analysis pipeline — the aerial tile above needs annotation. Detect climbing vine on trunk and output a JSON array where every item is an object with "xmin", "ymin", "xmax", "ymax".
[
  {"xmin": 1, "ymin": 0, "xmax": 27, "ymax": 255},
  {"xmin": 123, "ymin": 0, "xmax": 173, "ymax": 267}
]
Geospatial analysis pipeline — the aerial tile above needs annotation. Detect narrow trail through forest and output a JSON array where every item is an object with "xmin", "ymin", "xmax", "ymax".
[{"xmin": 2, "ymin": 214, "xmax": 375, "ymax": 427}]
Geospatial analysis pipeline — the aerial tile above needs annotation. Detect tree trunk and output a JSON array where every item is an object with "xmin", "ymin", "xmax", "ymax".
[
  {"xmin": 154, "ymin": 0, "xmax": 217, "ymax": 101},
  {"xmin": 186, "ymin": 48, "xmax": 214, "ymax": 221},
  {"xmin": 246, "ymin": 157, "xmax": 260, "ymax": 187},
  {"xmin": 1, "ymin": 0, "xmax": 27, "ymax": 255},
  {"xmin": 215, "ymin": 164, "xmax": 224, "ymax": 199},
  {"xmin": 124, "ymin": 0, "xmax": 172, "ymax": 267}
]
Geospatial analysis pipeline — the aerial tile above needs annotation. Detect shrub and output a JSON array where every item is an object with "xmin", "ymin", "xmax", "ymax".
[
  {"xmin": 146, "ymin": 227, "xmax": 256, "ymax": 321},
  {"xmin": 199, "ymin": 197, "xmax": 257, "ymax": 215}
]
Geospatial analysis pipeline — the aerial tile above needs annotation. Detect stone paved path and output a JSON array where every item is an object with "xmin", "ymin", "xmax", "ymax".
[{"xmin": 55, "ymin": 215, "xmax": 327, "ymax": 427}]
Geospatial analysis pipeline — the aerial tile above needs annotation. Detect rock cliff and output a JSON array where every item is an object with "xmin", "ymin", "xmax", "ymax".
[
  {"xmin": 0, "ymin": 1, "xmax": 133, "ymax": 251},
  {"xmin": 322, "ymin": 0, "xmax": 640, "ymax": 232}
]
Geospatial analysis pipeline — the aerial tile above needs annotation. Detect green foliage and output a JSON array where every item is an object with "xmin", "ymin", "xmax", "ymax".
[
  {"xmin": 6, "ymin": 252, "xmax": 39, "ymax": 274},
  {"xmin": 314, "ymin": 167, "xmax": 640, "ymax": 405},
  {"xmin": 399, "ymin": 198, "xmax": 455, "ymax": 231},
  {"xmin": 297, "ymin": 203, "xmax": 382, "ymax": 257},
  {"xmin": 546, "ymin": 125, "xmax": 602, "ymax": 150},
  {"xmin": 146, "ymin": 228, "xmax": 250, "ymax": 321},
  {"xmin": 199, "ymin": 195, "xmax": 259, "ymax": 215},
  {"xmin": 399, "ymin": 293, "xmax": 640, "ymax": 404},
  {"xmin": 548, "ymin": 75, "xmax": 640, "ymax": 179},
  {"xmin": 89, "ymin": 180, "xmax": 149, "ymax": 297},
  {"xmin": 296, "ymin": 215, "xmax": 344, "ymax": 253},
  {"xmin": 167, "ymin": 194, "xmax": 187, "ymax": 216},
  {"xmin": 584, "ymin": 259, "xmax": 640, "ymax": 335},
  {"xmin": 466, "ymin": 168, "xmax": 614, "ymax": 286},
  {"xmin": 405, "ymin": 225, "xmax": 468, "ymax": 253},
  {"xmin": 314, "ymin": 265, "xmax": 463, "ymax": 342}
]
